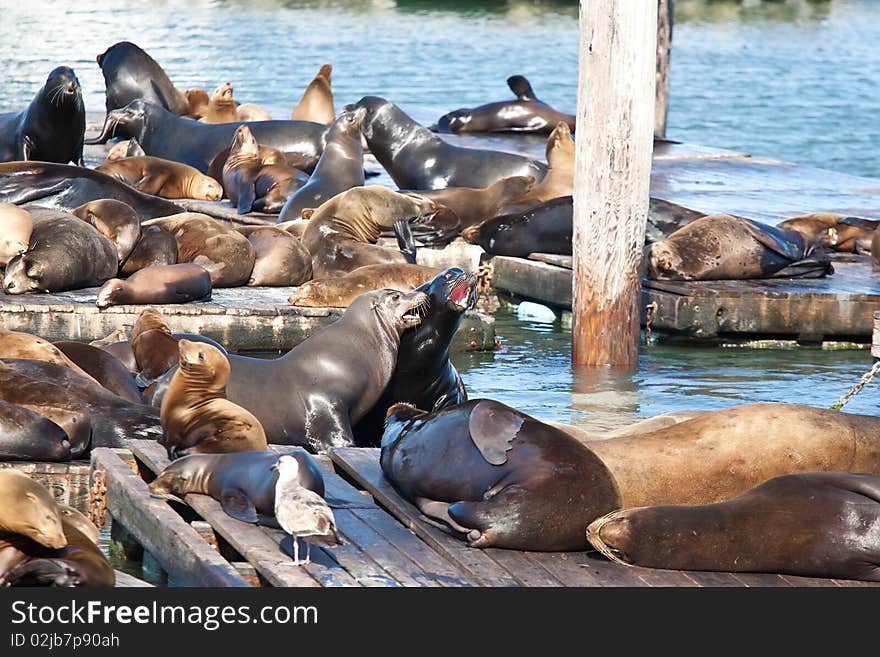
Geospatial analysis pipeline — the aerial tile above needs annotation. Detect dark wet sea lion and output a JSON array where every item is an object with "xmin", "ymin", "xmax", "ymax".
[
  {"xmin": 97, "ymin": 263, "xmax": 212, "ymax": 308},
  {"xmin": 3, "ymin": 209, "xmax": 118, "ymax": 295},
  {"xmin": 462, "ymin": 195, "xmax": 573, "ymax": 257},
  {"xmin": 0, "ymin": 400, "xmax": 71, "ymax": 462},
  {"xmin": 72, "ymin": 199, "xmax": 141, "ymax": 265},
  {"xmin": 0, "ymin": 470, "xmax": 66, "ymax": 549},
  {"xmin": 278, "ymin": 108, "xmax": 366, "ymax": 222},
  {"xmin": 199, "ymin": 83, "xmax": 238, "ymax": 124},
  {"xmin": 86, "ymin": 100, "xmax": 327, "ymax": 175},
  {"xmin": 0, "ymin": 203, "xmax": 32, "ymax": 266},
  {"xmin": 121, "ymin": 225, "xmax": 178, "ymax": 275},
  {"xmin": 408, "ymin": 175, "xmax": 535, "ymax": 230},
  {"xmin": 291, "ymin": 64, "xmax": 335, "ymax": 125},
  {"xmin": 353, "ymin": 267, "xmax": 476, "ymax": 447},
  {"xmin": 434, "ymin": 75, "xmax": 576, "ymax": 135},
  {"xmin": 252, "ymin": 164, "xmax": 309, "ymax": 213},
  {"xmin": 234, "ymin": 227, "xmax": 312, "ymax": 286},
  {"xmin": 143, "ymin": 213, "xmax": 255, "ymax": 286},
  {"xmin": 0, "ymin": 66, "xmax": 85, "ymax": 165},
  {"xmin": 0, "ymin": 358, "xmax": 162, "ymax": 448},
  {"xmin": 0, "ymin": 162, "xmax": 183, "ymax": 221},
  {"xmin": 301, "ymin": 186, "xmax": 436, "ymax": 278},
  {"xmin": 501, "ymin": 122, "xmax": 573, "ymax": 212},
  {"xmin": 587, "ymin": 472, "xmax": 880, "ymax": 582},
  {"xmin": 96, "ymin": 41, "xmax": 190, "ymax": 116},
  {"xmin": 53, "ymin": 341, "xmax": 144, "ymax": 404},
  {"xmin": 380, "ymin": 399, "xmax": 620, "ymax": 551},
  {"xmin": 222, "ymin": 124, "xmax": 268, "ymax": 213},
  {"xmin": 160, "ymin": 340, "xmax": 268, "ymax": 459},
  {"xmin": 221, "ymin": 288, "xmax": 428, "ymax": 451},
  {"xmin": 289, "ymin": 263, "xmax": 439, "ymax": 307},
  {"xmin": 97, "ymin": 156, "xmax": 223, "ymax": 201},
  {"xmin": 149, "ymin": 450, "xmax": 324, "ymax": 525},
  {"xmin": 778, "ymin": 212, "xmax": 878, "ymax": 254},
  {"xmin": 347, "ymin": 96, "xmax": 547, "ymax": 190},
  {"xmin": 646, "ymin": 214, "xmax": 833, "ymax": 280},
  {"xmin": 645, "ymin": 198, "xmax": 706, "ymax": 244},
  {"xmin": 0, "ymin": 328, "xmax": 98, "ymax": 382}
]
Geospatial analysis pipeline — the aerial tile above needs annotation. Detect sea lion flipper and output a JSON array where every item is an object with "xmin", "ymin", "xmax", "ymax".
[
  {"xmin": 220, "ymin": 487, "xmax": 259, "ymax": 523},
  {"xmin": 468, "ymin": 400, "xmax": 522, "ymax": 466},
  {"xmin": 393, "ymin": 218, "xmax": 417, "ymax": 264},
  {"xmin": 236, "ymin": 182, "xmax": 256, "ymax": 214},
  {"xmin": 838, "ymin": 216, "xmax": 880, "ymax": 231},
  {"xmin": 507, "ymin": 75, "xmax": 536, "ymax": 101},
  {"xmin": 742, "ymin": 220, "xmax": 805, "ymax": 261}
]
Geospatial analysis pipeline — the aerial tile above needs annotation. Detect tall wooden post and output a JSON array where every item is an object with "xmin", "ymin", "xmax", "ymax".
[
  {"xmin": 655, "ymin": 0, "xmax": 673, "ymax": 138},
  {"xmin": 572, "ymin": 0, "xmax": 657, "ymax": 367}
]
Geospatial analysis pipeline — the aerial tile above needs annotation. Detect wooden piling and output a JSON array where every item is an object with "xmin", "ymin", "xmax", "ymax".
[{"xmin": 655, "ymin": 0, "xmax": 673, "ymax": 138}]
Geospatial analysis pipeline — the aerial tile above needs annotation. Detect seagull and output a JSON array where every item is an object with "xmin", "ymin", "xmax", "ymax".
[{"xmin": 274, "ymin": 455, "xmax": 338, "ymax": 565}]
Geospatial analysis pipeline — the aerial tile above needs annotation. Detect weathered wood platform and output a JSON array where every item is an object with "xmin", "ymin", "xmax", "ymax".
[
  {"xmin": 0, "ymin": 286, "xmax": 494, "ymax": 352},
  {"xmin": 492, "ymin": 255, "xmax": 880, "ymax": 342}
]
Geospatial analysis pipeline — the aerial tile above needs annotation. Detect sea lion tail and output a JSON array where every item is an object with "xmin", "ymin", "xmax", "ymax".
[{"xmin": 507, "ymin": 75, "xmax": 536, "ymax": 100}]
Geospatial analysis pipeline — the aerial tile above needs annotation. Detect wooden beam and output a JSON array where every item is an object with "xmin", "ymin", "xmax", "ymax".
[
  {"xmin": 572, "ymin": 0, "xmax": 657, "ymax": 366},
  {"xmin": 655, "ymin": 0, "xmax": 673, "ymax": 138}
]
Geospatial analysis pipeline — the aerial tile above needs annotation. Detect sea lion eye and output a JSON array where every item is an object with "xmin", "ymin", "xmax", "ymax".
[{"xmin": 198, "ymin": 353, "xmax": 205, "ymax": 361}]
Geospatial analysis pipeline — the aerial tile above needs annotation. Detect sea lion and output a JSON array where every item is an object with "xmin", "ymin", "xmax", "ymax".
[
  {"xmin": 97, "ymin": 156, "xmax": 223, "ymax": 201},
  {"xmin": 222, "ymin": 124, "xmax": 269, "ymax": 213},
  {"xmin": 4, "ymin": 209, "xmax": 119, "ymax": 295},
  {"xmin": 289, "ymin": 263, "xmax": 438, "ymax": 307},
  {"xmin": 97, "ymin": 263, "xmax": 212, "ymax": 308},
  {"xmin": 221, "ymin": 288, "xmax": 428, "ymax": 451},
  {"xmin": 353, "ymin": 267, "xmax": 476, "ymax": 447},
  {"xmin": 207, "ymin": 141, "xmax": 299, "ymax": 184},
  {"xmin": 0, "ymin": 203, "xmax": 32, "ymax": 266},
  {"xmin": 646, "ymin": 214, "xmax": 833, "ymax": 280},
  {"xmin": 183, "ymin": 88, "xmax": 210, "ymax": 119},
  {"xmin": 0, "ymin": 358, "xmax": 162, "ymax": 448},
  {"xmin": 0, "ymin": 400, "xmax": 72, "ymax": 462},
  {"xmin": 149, "ymin": 450, "xmax": 324, "ymax": 525},
  {"xmin": 0, "ymin": 162, "xmax": 183, "ymax": 221},
  {"xmin": 0, "ymin": 329, "xmax": 99, "ymax": 383},
  {"xmin": 501, "ymin": 122, "xmax": 574, "ymax": 212},
  {"xmin": 778, "ymin": 213, "xmax": 878, "ymax": 254},
  {"xmin": 348, "ymin": 96, "xmax": 547, "ymax": 190},
  {"xmin": 408, "ymin": 175, "xmax": 535, "ymax": 230},
  {"xmin": 90, "ymin": 329, "xmax": 129, "ymax": 348},
  {"xmin": 53, "ymin": 341, "xmax": 143, "ymax": 404},
  {"xmin": 291, "ymin": 64, "xmax": 335, "ymax": 125},
  {"xmin": 873, "ymin": 230, "xmax": 880, "ymax": 271},
  {"xmin": 96, "ymin": 41, "xmax": 190, "ymax": 116},
  {"xmin": 462, "ymin": 195, "xmax": 573, "ymax": 257},
  {"xmin": 142, "ymin": 213, "xmax": 255, "ymax": 287},
  {"xmin": 237, "ymin": 104, "xmax": 272, "ymax": 122},
  {"xmin": 105, "ymin": 138, "xmax": 145, "ymax": 162},
  {"xmin": 86, "ymin": 100, "xmax": 327, "ymax": 175},
  {"xmin": 0, "ymin": 66, "xmax": 85, "ymax": 165},
  {"xmin": 645, "ymin": 198, "xmax": 706, "ymax": 244},
  {"xmin": 586, "ymin": 472, "xmax": 880, "ymax": 582},
  {"xmin": 71, "ymin": 199, "xmax": 141, "ymax": 265},
  {"xmin": 160, "ymin": 340, "xmax": 268, "ymax": 459},
  {"xmin": 234, "ymin": 227, "xmax": 312, "ymax": 286},
  {"xmin": 434, "ymin": 75, "xmax": 576, "ymax": 135},
  {"xmin": 0, "ymin": 470, "xmax": 66, "ymax": 549},
  {"xmin": 380, "ymin": 399, "xmax": 620, "ymax": 551},
  {"xmin": 199, "ymin": 83, "xmax": 237, "ymax": 123},
  {"xmin": 301, "ymin": 186, "xmax": 436, "ymax": 278},
  {"xmin": 120, "ymin": 225, "xmax": 179, "ymax": 276},
  {"xmin": 252, "ymin": 164, "xmax": 309, "ymax": 214},
  {"xmin": 278, "ymin": 108, "xmax": 366, "ymax": 221},
  {"xmin": 57, "ymin": 506, "xmax": 100, "ymax": 545}
]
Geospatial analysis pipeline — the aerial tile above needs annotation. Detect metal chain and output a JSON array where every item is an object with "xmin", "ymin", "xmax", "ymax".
[
  {"xmin": 644, "ymin": 302, "xmax": 658, "ymax": 346},
  {"xmin": 475, "ymin": 262, "xmax": 494, "ymax": 304},
  {"xmin": 88, "ymin": 470, "xmax": 107, "ymax": 528},
  {"xmin": 830, "ymin": 360, "xmax": 880, "ymax": 411}
]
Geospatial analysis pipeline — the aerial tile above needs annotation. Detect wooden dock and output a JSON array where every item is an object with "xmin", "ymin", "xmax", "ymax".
[
  {"xmin": 88, "ymin": 440, "xmax": 877, "ymax": 587},
  {"xmin": 0, "ymin": 286, "xmax": 494, "ymax": 353}
]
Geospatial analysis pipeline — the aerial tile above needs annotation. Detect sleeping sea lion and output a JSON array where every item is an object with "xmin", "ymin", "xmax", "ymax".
[
  {"xmin": 96, "ymin": 263, "xmax": 212, "ymax": 308},
  {"xmin": 71, "ymin": 199, "xmax": 141, "ymax": 265},
  {"xmin": 97, "ymin": 156, "xmax": 223, "ymax": 201}
]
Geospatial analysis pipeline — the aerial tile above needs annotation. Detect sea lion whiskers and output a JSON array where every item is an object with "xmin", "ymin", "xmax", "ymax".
[{"xmin": 585, "ymin": 510, "xmax": 632, "ymax": 566}]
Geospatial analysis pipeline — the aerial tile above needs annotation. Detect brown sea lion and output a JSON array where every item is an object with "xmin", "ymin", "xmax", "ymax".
[
  {"xmin": 0, "ymin": 329, "xmax": 98, "ymax": 383},
  {"xmin": 645, "ymin": 214, "xmax": 833, "ymax": 280},
  {"xmin": 233, "ymin": 227, "xmax": 312, "ymax": 286},
  {"xmin": 645, "ymin": 198, "xmax": 706, "ymax": 244},
  {"xmin": 291, "ymin": 64, "xmax": 335, "ymax": 125},
  {"xmin": 380, "ymin": 399, "xmax": 620, "ymax": 551},
  {"xmin": 237, "ymin": 104, "xmax": 272, "ymax": 122},
  {"xmin": 3, "ymin": 209, "xmax": 119, "ymax": 294},
  {"xmin": 778, "ymin": 212, "xmax": 879, "ymax": 254},
  {"xmin": 58, "ymin": 506, "xmax": 100, "ymax": 545},
  {"xmin": 90, "ymin": 328, "xmax": 129, "ymax": 348},
  {"xmin": 278, "ymin": 108, "xmax": 366, "ymax": 221},
  {"xmin": 587, "ymin": 472, "xmax": 880, "ymax": 582},
  {"xmin": 71, "ymin": 199, "xmax": 141, "ymax": 265},
  {"xmin": 160, "ymin": 340, "xmax": 268, "ymax": 459},
  {"xmin": 142, "ymin": 213, "xmax": 255, "ymax": 286},
  {"xmin": 97, "ymin": 263, "xmax": 212, "ymax": 308},
  {"xmin": 149, "ymin": 450, "xmax": 324, "ymax": 525},
  {"xmin": 0, "ymin": 400, "xmax": 72, "ymax": 462},
  {"xmin": 501, "ymin": 121, "xmax": 574, "ymax": 212},
  {"xmin": 410, "ymin": 176, "xmax": 535, "ymax": 230},
  {"xmin": 94, "ymin": 341, "xmax": 138, "ymax": 375},
  {"xmin": 0, "ymin": 203, "xmax": 32, "ymax": 266},
  {"xmin": 120, "ymin": 225, "xmax": 179, "ymax": 276},
  {"xmin": 289, "ymin": 263, "xmax": 439, "ymax": 307},
  {"xmin": 183, "ymin": 88, "xmax": 210, "ymax": 119},
  {"xmin": 873, "ymin": 229, "xmax": 880, "ymax": 271},
  {"xmin": 276, "ymin": 219, "xmax": 310, "ymax": 239},
  {"xmin": 130, "ymin": 308, "xmax": 182, "ymax": 383},
  {"xmin": 198, "ymin": 83, "xmax": 237, "ymax": 124},
  {"xmin": 0, "ymin": 470, "xmax": 66, "ymax": 549},
  {"xmin": 207, "ymin": 141, "xmax": 291, "ymax": 184},
  {"xmin": 222, "ymin": 124, "xmax": 267, "ymax": 213},
  {"xmin": 105, "ymin": 138, "xmax": 145, "ymax": 162},
  {"xmin": 97, "ymin": 156, "xmax": 222, "ymax": 201},
  {"xmin": 301, "ymin": 186, "xmax": 436, "ymax": 278},
  {"xmin": 252, "ymin": 164, "xmax": 309, "ymax": 214},
  {"xmin": 53, "ymin": 341, "xmax": 144, "ymax": 404}
]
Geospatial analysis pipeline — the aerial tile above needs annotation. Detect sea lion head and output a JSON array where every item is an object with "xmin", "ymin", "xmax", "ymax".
[
  {"xmin": 96, "ymin": 278, "xmax": 126, "ymax": 309},
  {"xmin": 212, "ymin": 82, "xmax": 234, "ymax": 103},
  {"xmin": 72, "ymin": 199, "xmax": 141, "ymax": 264},
  {"xmin": 380, "ymin": 402, "xmax": 428, "ymax": 448},
  {"xmin": 44, "ymin": 66, "xmax": 82, "ymax": 107},
  {"xmin": 58, "ymin": 505, "xmax": 100, "ymax": 545},
  {"xmin": 228, "ymin": 124, "xmax": 260, "ymax": 162},
  {"xmin": 177, "ymin": 339, "xmax": 230, "ymax": 389},
  {"xmin": 131, "ymin": 307, "xmax": 173, "ymax": 342},
  {"xmin": 492, "ymin": 175, "xmax": 536, "ymax": 203},
  {"xmin": 148, "ymin": 456, "xmax": 203, "ymax": 499},
  {"xmin": 90, "ymin": 99, "xmax": 149, "ymax": 144},
  {"xmin": 357, "ymin": 288, "xmax": 428, "ymax": 335},
  {"xmin": 586, "ymin": 510, "xmax": 635, "ymax": 566},
  {"xmin": 0, "ymin": 203, "xmax": 32, "ymax": 266},
  {"xmin": 343, "ymin": 96, "xmax": 396, "ymax": 140},
  {"xmin": 184, "ymin": 88, "xmax": 210, "ymax": 117},
  {"xmin": 644, "ymin": 242, "xmax": 686, "ymax": 281},
  {"xmin": 546, "ymin": 121, "xmax": 575, "ymax": 167},
  {"xmin": 419, "ymin": 267, "xmax": 477, "ymax": 313},
  {"xmin": 191, "ymin": 174, "xmax": 223, "ymax": 201},
  {"xmin": 328, "ymin": 107, "xmax": 366, "ymax": 141},
  {"xmin": 0, "ymin": 470, "xmax": 66, "ymax": 550},
  {"xmin": 3, "ymin": 254, "xmax": 43, "ymax": 295}
]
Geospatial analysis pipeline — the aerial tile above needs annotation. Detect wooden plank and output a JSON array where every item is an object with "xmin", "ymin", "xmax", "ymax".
[
  {"xmin": 330, "ymin": 448, "xmax": 521, "ymax": 587},
  {"xmin": 729, "ymin": 573, "xmax": 792, "ymax": 587},
  {"xmin": 778, "ymin": 574, "xmax": 841, "ymax": 588},
  {"xmin": 91, "ymin": 448, "xmax": 249, "ymax": 587},
  {"xmin": 258, "ymin": 525, "xmax": 360, "ymax": 588},
  {"xmin": 483, "ymin": 549, "xmax": 565, "ymax": 587},
  {"xmin": 575, "ymin": 555, "xmax": 657, "ymax": 587},
  {"xmin": 631, "ymin": 567, "xmax": 702, "ymax": 587},
  {"xmin": 528, "ymin": 253, "xmax": 573, "ymax": 269},
  {"xmin": 267, "ymin": 446, "xmax": 372, "ymax": 509},
  {"xmin": 130, "ymin": 440, "xmax": 321, "ymax": 588},
  {"xmin": 113, "ymin": 570, "xmax": 154, "ymax": 588},
  {"xmin": 679, "ymin": 571, "xmax": 747, "ymax": 587},
  {"xmin": 528, "ymin": 551, "xmax": 607, "ymax": 587}
]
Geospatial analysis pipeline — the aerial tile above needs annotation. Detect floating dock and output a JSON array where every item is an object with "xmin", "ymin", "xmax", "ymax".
[{"xmin": 88, "ymin": 440, "xmax": 876, "ymax": 587}]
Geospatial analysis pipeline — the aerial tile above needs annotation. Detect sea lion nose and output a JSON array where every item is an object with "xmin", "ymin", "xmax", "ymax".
[{"xmin": 66, "ymin": 81, "xmax": 77, "ymax": 94}]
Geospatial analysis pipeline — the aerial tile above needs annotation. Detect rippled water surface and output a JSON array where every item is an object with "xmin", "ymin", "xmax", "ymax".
[{"xmin": 1, "ymin": 0, "xmax": 879, "ymax": 437}]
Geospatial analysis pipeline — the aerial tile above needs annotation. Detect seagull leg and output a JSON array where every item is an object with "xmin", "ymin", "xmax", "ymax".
[
  {"xmin": 292, "ymin": 536, "xmax": 300, "ymax": 566},
  {"xmin": 304, "ymin": 540, "xmax": 311, "ymax": 565}
]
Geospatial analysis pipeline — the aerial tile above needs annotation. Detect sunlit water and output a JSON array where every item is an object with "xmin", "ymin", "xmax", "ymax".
[{"xmin": 1, "ymin": 0, "xmax": 879, "ymax": 573}]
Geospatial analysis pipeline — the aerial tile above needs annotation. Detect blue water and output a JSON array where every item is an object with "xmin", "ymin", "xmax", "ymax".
[{"xmin": 1, "ymin": 0, "xmax": 878, "ymax": 434}]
